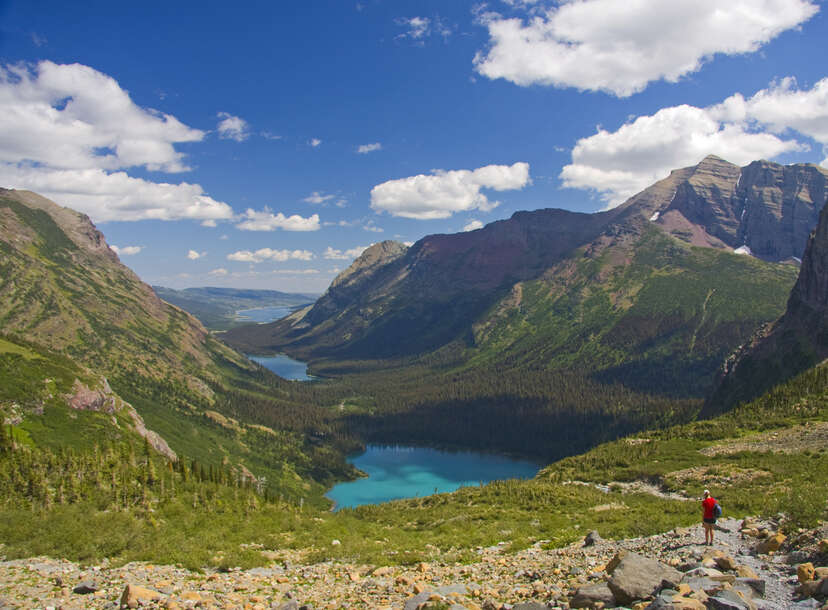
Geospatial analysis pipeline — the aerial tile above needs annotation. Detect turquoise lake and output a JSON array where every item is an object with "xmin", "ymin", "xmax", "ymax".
[
  {"xmin": 248, "ymin": 354, "xmax": 314, "ymax": 381},
  {"xmin": 326, "ymin": 445, "xmax": 541, "ymax": 510},
  {"xmin": 235, "ymin": 306, "xmax": 293, "ymax": 323}
]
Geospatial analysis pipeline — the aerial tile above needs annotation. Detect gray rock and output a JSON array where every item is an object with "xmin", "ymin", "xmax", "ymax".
[
  {"xmin": 645, "ymin": 593, "xmax": 680, "ymax": 609},
  {"xmin": 584, "ymin": 531, "xmax": 603, "ymax": 547},
  {"xmin": 404, "ymin": 592, "xmax": 432, "ymax": 610},
  {"xmin": 512, "ymin": 603, "xmax": 549, "ymax": 610},
  {"xmin": 436, "ymin": 584, "xmax": 469, "ymax": 596},
  {"xmin": 683, "ymin": 567, "xmax": 724, "ymax": 579},
  {"xmin": 791, "ymin": 599, "xmax": 822, "ymax": 608},
  {"xmin": 735, "ymin": 577, "xmax": 766, "ymax": 597},
  {"xmin": 706, "ymin": 589, "xmax": 754, "ymax": 610},
  {"xmin": 683, "ymin": 576, "xmax": 724, "ymax": 595},
  {"xmin": 276, "ymin": 602, "xmax": 299, "ymax": 610},
  {"xmin": 72, "ymin": 581, "xmax": 99, "ymax": 594},
  {"xmin": 570, "ymin": 582, "xmax": 615, "ymax": 608},
  {"xmin": 607, "ymin": 552, "xmax": 683, "ymax": 605}
]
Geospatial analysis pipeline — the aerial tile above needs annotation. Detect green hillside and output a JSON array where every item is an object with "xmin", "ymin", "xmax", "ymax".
[
  {"xmin": 469, "ymin": 226, "xmax": 797, "ymax": 397},
  {"xmin": 2, "ymin": 357, "xmax": 824, "ymax": 569},
  {"xmin": 0, "ymin": 190, "xmax": 356, "ymax": 504}
]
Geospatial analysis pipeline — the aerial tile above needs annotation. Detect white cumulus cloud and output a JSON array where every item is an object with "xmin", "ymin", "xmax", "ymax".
[
  {"xmin": 110, "ymin": 245, "xmax": 142, "ymax": 256},
  {"xmin": 473, "ymin": 0, "xmax": 819, "ymax": 97},
  {"xmin": 463, "ymin": 220, "xmax": 484, "ymax": 232},
  {"xmin": 236, "ymin": 208, "xmax": 321, "ymax": 231},
  {"xmin": 714, "ymin": 76, "xmax": 828, "ymax": 164},
  {"xmin": 187, "ymin": 249, "xmax": 205, "ymax": 260},
  {"xmin": 323, "ymin": 245, "xmax": 371, "ymax": 260},
  {"xmin": 309, "ymin": 138, "xmax": 322, "ymax": 147},
  {"xmin": 370, "ymin": 162, "xmax": 530, "ymax": 219},
  {"xmin": 357, "ymin": 142, "xmax": 382, "ymax": 154},
  {"xmin": 0, "ymin": 61, "xmax": 233, "ymax": 222},
  {"xmin": 0, "ymin": 166, "xmax": 234, "ymax": 222},
  {"xmin": 227, "ymin": 248, "xmax": 314, "ymax": 263},
  {"xmin": 209, "ymin": 267, "xmax": 228, "ymax": 276},
  {"xmin": 216, "ymin": 112, "xmax": 250, "ymax": 142},
  {"xmin": 560, "ymin": 77, "xmax": 828, "ymax": 205}
]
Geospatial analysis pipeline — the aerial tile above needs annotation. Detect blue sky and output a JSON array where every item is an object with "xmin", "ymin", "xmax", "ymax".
[{"xmin": 1, "ymin": 0, "xmax": 827, "ymax": 292}]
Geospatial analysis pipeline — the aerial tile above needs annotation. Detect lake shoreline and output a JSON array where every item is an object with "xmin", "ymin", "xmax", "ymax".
[{"xmin": 325, "ymin": 444, "xmax": 542, "ymax": 511}]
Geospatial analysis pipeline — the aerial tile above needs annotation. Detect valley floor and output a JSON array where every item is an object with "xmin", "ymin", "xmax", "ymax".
[{"xmin": 1, "ymin": 517, "xmax": 825, "ymax": 609}]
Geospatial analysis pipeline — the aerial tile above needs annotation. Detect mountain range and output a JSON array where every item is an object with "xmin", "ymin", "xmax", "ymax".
[{"xmin": 225, "ymin": 156, "xmax": 826, "ymax": 401}]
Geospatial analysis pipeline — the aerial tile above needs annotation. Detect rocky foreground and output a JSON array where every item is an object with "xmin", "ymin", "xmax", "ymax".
[{"xmin": 1, "ymin": 517, "xmax": 826, "ymax": 609}]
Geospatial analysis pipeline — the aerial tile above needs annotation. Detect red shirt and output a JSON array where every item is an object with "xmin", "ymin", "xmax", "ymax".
[{"xmin": 702, "ymin": 496, "xmax": 717, "ymax": 519}]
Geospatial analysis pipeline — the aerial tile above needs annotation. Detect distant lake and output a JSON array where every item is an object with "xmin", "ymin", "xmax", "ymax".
[
  {"xmin": 326, "ymin": 445, "xmax": 541, "ymax": 511},
  {"xmin": 235, "ymin": 306, "xmax": 293, "ymax": 323},
  {"xmin": 248, "ymin": 354, "xmax": 314, "ymax": 381}
]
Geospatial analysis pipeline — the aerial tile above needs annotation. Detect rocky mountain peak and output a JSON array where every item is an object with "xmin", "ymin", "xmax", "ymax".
[
  {"xmin": 647, "ymin": 157, "xmax": 828, "ymax": 260},
  {"xmin": 0, "ymin": 189, "xmax": 119, "ymax": 261},
  {"xmin": 329, "ymin": 240, "xmax": 408, "ymax": 290}
]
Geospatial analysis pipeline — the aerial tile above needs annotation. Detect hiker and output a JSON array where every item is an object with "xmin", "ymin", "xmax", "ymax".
[{"xmin": 701, "ymin": 488, "xmax": 719, "ymax": 545}]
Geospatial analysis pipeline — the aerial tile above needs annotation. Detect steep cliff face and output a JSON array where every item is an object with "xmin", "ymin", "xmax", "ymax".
[
  {"xmin": 651, "ymin": 156, "xmax": 828, "ymax": 260},
  {"xmin": 707, "ymin": 202, "xmax": 828, "ymax": 412},
  {"xmin": 788, "ymin": 202, "xmax": 828, "ymax": 317}
]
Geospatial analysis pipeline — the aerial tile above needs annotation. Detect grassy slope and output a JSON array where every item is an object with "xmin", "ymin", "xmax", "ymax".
[
  {"xmin": 1, "ymin": 362, "xmax": 823, "ymax": 569},
  {"xmin": 469, "ymin": 227, "xmax": 797, "ymax": 397}
]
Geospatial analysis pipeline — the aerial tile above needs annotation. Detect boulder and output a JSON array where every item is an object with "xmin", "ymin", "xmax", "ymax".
[
  {"xmin": 512, "ymin": 603, "xmax": 549, "ymax": 610},
  {"xmin": 798, "ymin": 562, "xmax": 816, "ymax": 583},
  {"xmin": 645, "ymin": 593, "xmax": 706, "ymax": 609},
  {"xmin": 120, "ymin": 584, "xmax": 161, "ymax": 609},
  {"xmin": 794, "ymin": 577, "xmax": 827, "ymax": 600},
  {"xmin": 681, "ymin": 576, "xmax": 724, "ymax": 597},
  {"xmin": 735, "ymin": 578, "xmax": 765, "ymax": 597},
  {"xmin": 755, "ymin": 533, "xmax": 785, "ymax": 554},
  {"xmin": 584, "ymin": 530, "xmax": 603, "ymax": 547},
  {"xmin": 819, "ymin": 539, "xmax": 828, "ymax": 553},
  {"xmin": 73, "ymin": 581, "xmax": 99, "ymax": 594},
  {"xmin": 734, "ymin": 566, "xmax": 758, "ymax": 579},
  {"xmin": 403, "ymin": 592, "xmax": 431, "ymax": 610},
  {"xmin": 714, "ymin": 555, "xmax": 738, "ymax": 572},
  {"xmin": 682, "ymin": 567, "xmax": 724, "ymax": 580},
  {"xmin": 607, "ymin": 552, "xmax": 683, "ymax": 605},
  {"xmin": 570, "ymin": 583, "xmax": 615, "ymax": 608},
  {"xmin": 706, "ymin": 589, "xmax": 755, "ymax": 610}
]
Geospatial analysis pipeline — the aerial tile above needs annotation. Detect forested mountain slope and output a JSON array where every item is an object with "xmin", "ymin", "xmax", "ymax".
[
  {"xmin": 0, "ymin": 189, "xmax": 354, "ymax": 501},
  {"xmin": 225, "ymin": 157, "xmax": 819, "ymax": 400}
]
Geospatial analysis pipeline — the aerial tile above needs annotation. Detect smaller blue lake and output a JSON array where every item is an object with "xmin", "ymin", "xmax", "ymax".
[
  {"xmin": 248, "ymin": 354, "xmax": 314, "ymax": 381},
  {"xmin": 326, "ymin": 445, "xmax": 541, "ymax": 511},
  {"xmin": 235, "ymin": 306, "xmax": 294, "ymax": 323}
]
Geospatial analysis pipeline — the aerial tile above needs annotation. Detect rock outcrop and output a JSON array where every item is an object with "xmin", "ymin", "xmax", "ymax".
[
  {"xmin": 650, "ymin": 155, "xmax": 828, "ymax": 261},
  {"xmin": 707, "ymin": 202, "xmax": 828, "ymax": 412}
]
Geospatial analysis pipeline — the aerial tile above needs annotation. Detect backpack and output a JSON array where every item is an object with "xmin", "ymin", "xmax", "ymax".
[{"xmin": 713, "ymin": 502, "xmax": 722, "ymax": 519}]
